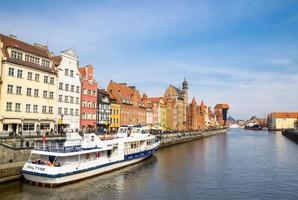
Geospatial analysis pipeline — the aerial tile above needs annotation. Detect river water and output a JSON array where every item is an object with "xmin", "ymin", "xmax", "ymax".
[{"xmin": 1, "ymin": 129, "xmax": 298, "ymax": 200}]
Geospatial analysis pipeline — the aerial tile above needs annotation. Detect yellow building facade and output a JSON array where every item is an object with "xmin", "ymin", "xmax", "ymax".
[
  {"xmin": 268, "ymin": 112, "xmax": 298, "ymax": 130},
  {"xmin": 0, "ymin": 34, "xmax": 58, "ymax": 135},
  {"xmin": 109, "ymin": 102, "xmax": 120, "ymax": 132}
]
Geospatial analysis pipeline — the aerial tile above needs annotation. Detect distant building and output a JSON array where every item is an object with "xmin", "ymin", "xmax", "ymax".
[
  {"xmin": 0, "ymin": 34, "xmax": 58, "ymax": 134},
  {"xmin": 214, "ymin": 104, "xmax": 230, "ymax": 126},
  {"xmin": 79, "ymin": 65, "xmax": 98, "ymax": 131},
  {"xmin": 146, "ymin": 97, "xmax": 166, "ymax": 129},
  {"xmin": 164, "ymin": 79, "xmax": 188, "ymax": 130},
  {"xmin": 107, "ymin": 81, "xmax": 146, "ymax": 126},
  {"xmin": 268, "ymin": 112, "xmax": 298, "ymax": 130},
  {"xmin": 54, "ymin": 49, "xmax": 81, "ymax": 132},
  {"xmin": 97, "ymin": 89, "xmax": 111, "ymax": 131}
]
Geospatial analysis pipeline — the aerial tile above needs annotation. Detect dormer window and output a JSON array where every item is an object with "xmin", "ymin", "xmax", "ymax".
[
  {"xmin": 11, "ymin": 50, "xmax": 23, "ymax": 60},
  {"xmin": 25, "ymin": 54, "xmax": 40, "ymax": 64},
  {"xmin": 41, "ymin": 59, "xmax": 50, "ymax": 67}
]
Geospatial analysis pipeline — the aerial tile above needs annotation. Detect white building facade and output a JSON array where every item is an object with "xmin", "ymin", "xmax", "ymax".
[{"xmin": 55, "ymin": 49, "xmax": 81, "ymax": 132}]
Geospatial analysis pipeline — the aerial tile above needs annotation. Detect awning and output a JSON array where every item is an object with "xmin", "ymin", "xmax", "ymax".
[{"xmin": 2, "ymin": 119, "xmax": 22, "ymax": 124}]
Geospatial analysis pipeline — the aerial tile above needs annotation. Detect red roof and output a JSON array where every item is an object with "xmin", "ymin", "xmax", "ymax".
[
  {"xmin": 107, "ymin": 81, "xmax": 144, "ymax": 106},
  {"xmin": 271, "ymin": 112, "xmax": 298, "ymax": 118},
  {"xmin": 0, "ymin": 33, "xmax": 51, "ymax": 58}
]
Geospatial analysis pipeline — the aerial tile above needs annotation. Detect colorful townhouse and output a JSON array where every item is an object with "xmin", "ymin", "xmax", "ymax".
[
  {"xmin": 109, "ymin": 93, "xmax": 120, "ymax": 132},
  {"xmin": 79, "ymin": 65, "xmax": 98, "ymax": 132},
  {"xmin": 54, "ymin": 49, "xmax": 81, "ymax": 132},
  {"xmin": 97, "ymin": 89, "xmax": 111, "ymax": 132},
  {"xmin": 0, "ymin": 34, "xmax": 58, "ymax": 134},
  {"xmin": 107, "ymin": 81, "xmax": 146, "ymax": 126}
]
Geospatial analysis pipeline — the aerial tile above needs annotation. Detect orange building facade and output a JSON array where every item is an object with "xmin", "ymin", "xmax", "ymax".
[{"xmin": 107, "ymin": 81, "xmax": 146, "ymax": 126}]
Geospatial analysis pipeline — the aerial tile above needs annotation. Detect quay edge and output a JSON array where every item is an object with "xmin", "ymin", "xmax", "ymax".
[{"xmin": 0, "ymin": 128, "xmax": 229, "ymax": 184}]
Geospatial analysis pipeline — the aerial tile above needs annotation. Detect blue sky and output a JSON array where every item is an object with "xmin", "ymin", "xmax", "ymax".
[{"xmin": 1, "ymin": 0, "xmax": 298, "ymax": 119}]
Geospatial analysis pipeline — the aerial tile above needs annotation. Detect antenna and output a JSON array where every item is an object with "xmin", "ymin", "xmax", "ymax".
[{"xmin": 45, "ymin": 34, "xmax": 51, "ymax": 46}]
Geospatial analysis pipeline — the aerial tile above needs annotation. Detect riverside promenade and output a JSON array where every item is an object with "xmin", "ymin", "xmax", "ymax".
[{"xmin": 0, "ymin": 128, "xmax": 228, "ymax": 183}]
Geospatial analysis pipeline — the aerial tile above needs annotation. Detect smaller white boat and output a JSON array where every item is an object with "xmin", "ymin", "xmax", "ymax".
[
  {"xmin": 22, "ymin": 125, "xmax": 160, "ymax": 186},
  {"xmin": 229, "ymin": 124, "xmax": 240, "ymax": 129}
]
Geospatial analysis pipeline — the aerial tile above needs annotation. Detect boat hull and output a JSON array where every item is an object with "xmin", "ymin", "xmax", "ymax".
[{"xmin": 23, "ymin": 154, "xmax": 152, "ymax": 187}]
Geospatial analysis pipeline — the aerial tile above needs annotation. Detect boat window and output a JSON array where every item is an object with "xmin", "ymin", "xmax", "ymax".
[
  {"xmin": 107, "ymin": 150, "xmax": 112, "ymax": 157},
  {"xmin": 131, "ymin": 128, "xmax": 141, "ymax": 134}
]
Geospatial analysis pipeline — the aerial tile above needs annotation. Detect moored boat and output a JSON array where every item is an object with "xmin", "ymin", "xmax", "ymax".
[
  {"xmin": 244, "ymin": 123, "xmax": 263, "ymax": 131},
  {"xmin": 22, "ymin": 125, "xmax": 160, "ymax": 187}
]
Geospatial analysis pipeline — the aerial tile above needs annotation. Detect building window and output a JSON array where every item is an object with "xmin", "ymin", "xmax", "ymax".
[
  {"xmin": 11, "ymin": 50, "xmax": 22, "ymax": 60},
  {"xmin": 43, "ymin": 91, "xmax": 48, "ymax": 98},
  {"xmin": 75, "ymin": 109, "xmax": 79, "ymax": 116},
  {"xmin": 50, "ymin": 77, "xmax": 54, "ymax": 84},
  {"xmin": 76, "ymin": 86, "xmax": 80, "ymax": 93},
  {"xmin": 76, "ymin": 97, "xmax": 79, "ymax": 104},
  {"xmin": 70, "ymin": 96, "xmax": 74, "ymax": 103},
  {"xmin": 65, "ymin": 84, "xmax": 69, "ymax": 91},
  {"xmin": 70, "ymin": 109, "xmax": 74, "ymax": 115},
  {"xmin": 88, "ymin": 90, "xmax": 91, "ymax": 95},
  {"xmin": 71, "ymin": 85, "xmax": 74, "ymax": 92},
  {"xmin": 41, "ymin": 59, "xmax": 50, "ymax": 67},
  {"xmin": 16, "ymin": 86, "xmax": 22, "ymax": 94},
  {"xmin": 65, "ymin": 96, "xmax": 69, "ymax": 103},
  {"xmin": 44, "ymin": 76, "xmax": 48, "ymax": 84},
  {"xmin": 35, "ymin": 74, "xmax": 40, "ymax": 81},
  {"xmin": 83, "ymin": 90, "xmax": 87, "ymax": 95},
  {"xmin": 42, "ymin": 106, "xmax": 47, "ymax": 113},
  {"xmin": 27, "ymin": 88, "xmax": 32, "ymax": 96},
  {"xmin": 34, "ymin": 89, "xmax": 39, "ymax": 97},
  {"xmin": 17, "ymin": 69, "xmax": 23, "ymax": 78},
  {"xmin": 64, "ymin": 108, "xmax": 68, "ymax": 115},
  {"xmin": 59, "ymin": 95, "xmax": 63, "ymax": 102},
  {"xmin": 27, "ymin": 72, "xmax": 33, "ymax": 80},
  {"xmin": 70, "ymin": 70, "xmax": 74, "ymax": 77},
  {"xmin": 49, "ymin": 106, "xmax": 53, "ymax": 114},
  {"xmin": 49, "ymin": 92, "xmax": 54, "ymax": 99},
  {"xmin": 92, "ymin": 91, "xmax": 96, "ymax": 96},
  {"xmin": 65, "ymin": 69, "xmax": 69, "ymax": 76},
  {"xmin": 7, "ymin": 85, "xmax": 13, "ymax": 93},
  {"xmin": 26, "ymin": 104, "xmax": 31, "ymax": 112},
  {"xmin": 59, "ymin": 82, "xmax": 63, "ymax": 90},
  {"xmin": 6, "ymin": 102, "xmax": 12, "ymax": 111},
  {"xmin": 40, "ymin": 123, "xmax": 50, "ymax": 130},
  {"xmin": 8, "ymin": 67, "xmax": 14, "ymax": 76},
  {"xmin": 33, "ymin": 105, "xmax": 38, "ymax": 113},
  {"xmin": 23, "ymin": 123, "xmax": 35, "ymax": 131},
  {"xmin": 15, "ymin": 103, "xmax": 21, "ymax": 112},
  {"xmin": 82, "ymin": 112, "xmax": 86, "ymax": 119},
  {"xmin": 58, "ymin": 107, "xmax": 62, "ymax": 115}
]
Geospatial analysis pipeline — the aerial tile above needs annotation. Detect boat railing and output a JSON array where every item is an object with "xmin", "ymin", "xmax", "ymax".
[{"xmin": 33, "ymin": 141, "xmax": 82, "ymax": 153}]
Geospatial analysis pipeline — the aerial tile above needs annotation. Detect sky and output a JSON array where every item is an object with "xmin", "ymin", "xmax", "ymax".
[{"xmin": 0, "ymin": 0, "xmax": 298, "ymax": 119}]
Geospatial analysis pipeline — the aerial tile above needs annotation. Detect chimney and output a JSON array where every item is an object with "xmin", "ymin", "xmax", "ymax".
[{"xmin": 9, "ymin": 34, "xmax": 17, "ymax": 39}]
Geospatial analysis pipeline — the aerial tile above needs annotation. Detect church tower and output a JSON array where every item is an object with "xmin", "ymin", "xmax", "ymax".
[{"xmin": 182, "ymin": 78, "xmax": 189, "ymax": 127}]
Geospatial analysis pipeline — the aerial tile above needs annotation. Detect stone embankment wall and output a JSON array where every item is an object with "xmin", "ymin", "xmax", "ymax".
[
  {"xmin": 159, "ymin": 128, "xmax": 228, "ymax": 148},
  {"xmin": 0, "ymin": 129, "xmax": 228, "ymax": 183}
]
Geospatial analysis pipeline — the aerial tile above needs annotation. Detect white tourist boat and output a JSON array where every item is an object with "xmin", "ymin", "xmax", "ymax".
[{"xmin": 22, "ymin": 126, "xmax": 160, "ymax": 186}]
